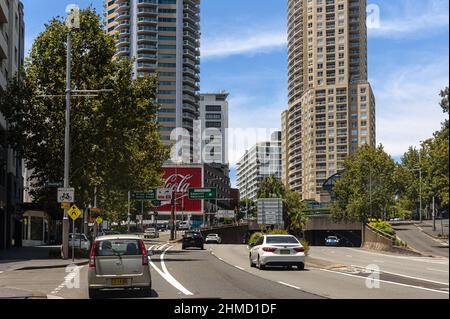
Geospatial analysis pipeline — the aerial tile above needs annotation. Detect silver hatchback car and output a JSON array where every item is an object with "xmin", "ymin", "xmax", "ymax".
[{"xmin": 88, "ymin": 235, "xmax": 151, "ymax": 298}]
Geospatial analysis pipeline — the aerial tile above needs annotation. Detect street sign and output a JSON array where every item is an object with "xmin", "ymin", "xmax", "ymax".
[
  {"xmin": 45, "ymin": 182, "xmax": 63, "ymax": 188},
  {"xmin": 131, "ymin": 190, "xmax": 156, "ymax": 200},
  {"xmin": 95, "ymin": 217, "xmax": 103, "ymax": 225},
  {"xmin": 188, "ymin": 188, "xmax": 217, "ymax": 200},
  {"xmin": 57, "ymin": 188, "xmax": 75, "ymax": 203},
  {"xmin": 67, "ymin": 205, "xmax": 82, "ymax": 221},
  {"xmin": 157, "ymin": 188, "xmax": 172, "ymax": 201},
  {"xmin": 257, "ymin": 198, "xmax": 284, "ymax": 227},
  {"xmin": 61, "ymin": 202, "xmax": 71, "ymax": 209}
]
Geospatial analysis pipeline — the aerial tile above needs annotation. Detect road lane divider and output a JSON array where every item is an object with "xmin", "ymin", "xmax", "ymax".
[
  {"xmin": 278, "ymin": 281, "xmax": 302, "ymax": 290},
  {"xmin": 149, "ymin": 246, "xmax": 193, "ymax": 296},
  {"xmin": 319, "ymin": 268, "xmax": 449, "ymax": 295}
]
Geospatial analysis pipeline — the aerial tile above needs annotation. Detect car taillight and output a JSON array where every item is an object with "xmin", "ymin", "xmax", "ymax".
[
  {"xmin": 89, "ymin": 241, "xmax": 97, "ymax": 268},
  {"xmin": 140, "ymin": 240, "xmax": 148, "ymax": 266},
  {"xmin": 294, "ymin": 247, "xmax": 305, "ymax": 253},
  {"xmin": 262, "ymin": 247, "xmax": 277, "ymax": 253}
]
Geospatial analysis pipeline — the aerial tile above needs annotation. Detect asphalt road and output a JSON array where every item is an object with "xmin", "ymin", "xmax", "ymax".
[
  {"xmin": 392, "ymin": 223, "xmax": 449, "ymax": 257},
  {"xmin": 1, "ymin": 235, "xmax": 447, "ymax": 299}
]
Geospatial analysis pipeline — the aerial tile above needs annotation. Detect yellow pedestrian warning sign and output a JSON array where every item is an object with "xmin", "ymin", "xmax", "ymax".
[
  {"xmin": 68, "ymin": 205, "xmax": 81, "ymax": 221},
  {"xmin": 96, "ymin": 217, "xmax": 103, "ymax": 225}
]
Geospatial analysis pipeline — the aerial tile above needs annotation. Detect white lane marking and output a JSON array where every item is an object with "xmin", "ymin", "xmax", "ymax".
[
  {"xmin": 235, "ymin": 266, "xmax": 245, "ymax": 271},
  {"xmin": 427, "ymin": 268, "xmax": 449, "ymax": 273},
  {"xmin": 149, "ymin": 246, "xmax": 193, "ymax": 296},
  {"xmin": 47, "ymin": 295, "xmax": 64, "ymax": 299},
  {"xmin": 347, "ymin": 248, "xmax": 449, "ymax": 264},
  {"xmin": 373, "ymin": 260, "xmax": 385, "ymax": 263},
  {"xmin": 349, "ymin": 264, "xmax": 449, "ymax": 286},
  {"xmin": 346, "ymin": 255, "xmax": 353, "ymax": 258},
  {"xmin": 0, "ymin": 271, "xmax": 3, "ymax": 274},
  {"xmin": 278, "ymin": 281, "xmax": 302, "ymax": 290},
  {"xmin": 218, "ymin": 257, "xmax": 224, "ymax": 261},
  {"xmin": 158, "ymin": 243, "xmax": 169, "ymax": 251},
  {"xmin": 319, "ymin": 268, "xmax": 449, "ymax": 295}
]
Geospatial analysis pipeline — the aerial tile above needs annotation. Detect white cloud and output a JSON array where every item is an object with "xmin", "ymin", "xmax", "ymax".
[
  {"xmin": 374, "ymin": 58, "xmax": 449, "ymax": 157},
  {"xmin": 201, "ymin": 31, "xmax": 287, "ymax": 59}
]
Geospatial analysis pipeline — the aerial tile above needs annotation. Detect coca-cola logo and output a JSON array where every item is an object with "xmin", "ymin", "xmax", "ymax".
[{"xmin": 165, "ymin": 174, "xmax": 194, "ymax": 194}]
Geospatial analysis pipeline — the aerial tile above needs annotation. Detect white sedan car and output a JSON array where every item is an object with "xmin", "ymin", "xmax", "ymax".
[
  {"xmin": 69, "ymin": 233, "xmax": 91, "ymax": 251},
  {"xmin": 205, "ymin": 234, "xmax": 222, "ymax": 244},
  {"xmin": 249, "ymin": 235, "xmax": 305, "ymax": 270}
]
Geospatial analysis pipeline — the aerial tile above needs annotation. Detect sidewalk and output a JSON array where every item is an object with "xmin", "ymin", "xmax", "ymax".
[{"xmin": 0, "ymin": 246, "xmax": 88, "ymax": 272}]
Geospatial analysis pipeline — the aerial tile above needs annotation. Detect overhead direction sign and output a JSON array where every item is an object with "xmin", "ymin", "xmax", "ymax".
[
  {"xmin": 67, "ymin": 205, "xmax": 81, "ymax": 221},
  {"xmin": 188, "ymin": 188, "xmax": 217, "ymax": 200},
  {"xmin": 131, "ymin": 190, "xmax": 156, "ymax": 201},
  {"xmin": 57, "ymin": 188, "xmax": 75, "ymax": 203}
]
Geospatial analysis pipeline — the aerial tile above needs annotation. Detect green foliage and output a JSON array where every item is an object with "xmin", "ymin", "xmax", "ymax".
[
  {"xmin": 300, "ymin": 240, "xmax": 310, "ymax": 256},
  {"xmin": 248, "ymin": 232, "xmax": 263, "ymax": 246},
  {"xmin": 368, "ymin": 220, "xmax": 396, "ymax": 237},
  {"xmin": 240, "ymin": 198, "xmax": 257, "ymax": 219},
  {"xmin": 266, "ymin": 229, "xmax": 289, "ymax": 235},
  {"xmin": 0, "ymin": 8, "xmax": 169, "ymax": 222},
  {"xmin": 331, "ymin": 145, "xmax": 397, "ymax": 223}
]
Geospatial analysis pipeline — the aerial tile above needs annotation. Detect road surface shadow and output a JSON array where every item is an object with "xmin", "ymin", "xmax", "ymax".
[{"xmin": 93, "ymin": 289, "xmax": 158, "ymax": 299}]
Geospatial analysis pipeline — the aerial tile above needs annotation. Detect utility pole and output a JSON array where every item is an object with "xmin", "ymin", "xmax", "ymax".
[
  {"xmin": 432, "ymin": 196, "xmax": 436, "ymax": 232},
  {"xmin": 170, "ymin": 189, "xmax": 176, "ymax": 241},
  {"xmin": 127, "ymin": 191, "xmax": 131, "ymax": 233},
  {"xmin": 419, "ymin": 150, "xmax": 423, "ymax": 223}
]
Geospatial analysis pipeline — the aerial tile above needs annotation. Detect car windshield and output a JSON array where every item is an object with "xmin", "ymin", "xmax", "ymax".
[
  {"xmin": 266, "ymin": 236, "xmax": 299, "ymax": 244},
  {"xmin": 207, "ymin": 234, "xmax": 218, "ymax": 237},
  {"xmin": 95, "ymin": 239, "xmax": 142, "ymax": 256},
  {"xmin": 328, "ymin": 236, "xmax": 338, "ymax": 240}
]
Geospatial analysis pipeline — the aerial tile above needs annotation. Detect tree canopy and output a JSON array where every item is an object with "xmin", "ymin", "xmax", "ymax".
[{"xmin": 0, "ymin": 8, "xmax": 169, "ymax": 222}]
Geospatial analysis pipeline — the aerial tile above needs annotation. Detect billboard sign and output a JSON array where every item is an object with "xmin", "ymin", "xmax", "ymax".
[{"xmin": 159, "ymin": 166, "xmax": 203, "ymax": 213}]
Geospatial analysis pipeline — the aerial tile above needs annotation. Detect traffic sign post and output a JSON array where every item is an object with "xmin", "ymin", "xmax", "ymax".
[
  {"xmin": 57, "ymin": 188, "xmax": 75, "ymax": 203},
  {"xmin": 188, "ymin": 188, "xmax": 217, "ymax": 200},
  {"xmin": 67, "ymin": 205, "xmax": 81, "ymax": 262}
]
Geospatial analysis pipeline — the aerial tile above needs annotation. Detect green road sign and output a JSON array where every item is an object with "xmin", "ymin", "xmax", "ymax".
[
  {"xmin": 131, "ymin": 190, "xmax": 156, "ymax": 200},
  {"xmin": 188, "ymin": 188, "xmax": 217, "ymax": 200},
  {"xmin": 45, "ymin": 182, "xmax": 63, "ymax": 187}
]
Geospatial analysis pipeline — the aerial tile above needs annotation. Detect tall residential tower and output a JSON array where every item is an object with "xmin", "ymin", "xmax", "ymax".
[
  {"xmin": 282, "ymin": 0, "xmax": 376, "ymax": 202},
  {"xmin": 105, "ymin": 0, "xmax": 201, "ymax": 159}
]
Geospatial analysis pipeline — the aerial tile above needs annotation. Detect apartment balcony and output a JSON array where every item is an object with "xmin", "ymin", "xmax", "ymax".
[
  {"xmin": 0, "ymin": 0, "xmax": 9, "ymax": 23},
  {"xmin": 0, "ymin": 33, "xmax": 8, "ymax": 60}
]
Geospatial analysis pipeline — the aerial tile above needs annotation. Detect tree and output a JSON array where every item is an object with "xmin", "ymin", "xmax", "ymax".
[
  {"xmin": 0, "ymin": 8, "xmax": 169, "ymax": 222},
  {"xmin": 239, "ymin": 198, "xmax": 257, "ymax": 219},
  {"xmin": 331, "ymin": 145, "xmax": 397, "ymax": 223},
  {"xmin": 257, "ymin": 176, "xmax": 285, "ymax": 199}
]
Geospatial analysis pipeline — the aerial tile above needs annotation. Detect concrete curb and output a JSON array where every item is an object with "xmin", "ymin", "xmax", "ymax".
[{"xmin": 15, "ymin": 260, "xmax": 89, "ymax": 271}]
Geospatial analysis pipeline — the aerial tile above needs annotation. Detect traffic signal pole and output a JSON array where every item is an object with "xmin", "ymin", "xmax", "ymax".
[{"xmin": 170, "ymin": 190, "xmax": 176, "ymax": 241}]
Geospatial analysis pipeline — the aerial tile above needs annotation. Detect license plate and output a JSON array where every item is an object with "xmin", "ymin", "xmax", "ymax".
[
  {"xmin": 280, "ymin": 250, "xmax": 291, "ymax": 255},
  {"xmin": 111, "ymin": 279, "xmax": 128, "ymax": 286}
]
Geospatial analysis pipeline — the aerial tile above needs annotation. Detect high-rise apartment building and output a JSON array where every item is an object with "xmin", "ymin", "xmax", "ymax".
[
  {"xmin": 1, "ymin": 0, "xmax": 25, "ymax": 249},
  {"xmin": 105, "ymin": 0, "xmax": 201, "ymax": 159},
  {"xmin": 199, "ymin": 92, "xmax": 229, "ymax": 175},
  {"xmin": 283, "ymin": 0, "xmax": 376, "ymax": 202},
  {"xmin": 236, "ymin": 132, "xmax": 282, "ymax": 201}
]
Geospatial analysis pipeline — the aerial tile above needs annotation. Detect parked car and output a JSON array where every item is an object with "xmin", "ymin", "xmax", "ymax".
[
  {"xmin": 144, "ymin": 228, "xmax": 159, "ymax": 239},
  {"xmin": 179, "ymin": 221, "xmax": 191, "ymax": 230},
  {"xmin": 88, "ymin": 235, "xmax": 152, "ymax": 298},
  {"xmin": 205, "ymin": 234, "xmax": 222, "ymax": 244},
  {"xmin": 182, "ymin": 231, "xmax": 204, "ymax": 250},
  {"xmin": 325, "ymin": 236, "xmax": 340, "ymax": 246},
  {"xmin": 69, "ymin": 233, "xmax": 91, "ymax": 251},
  {"xmin": 249, "ymin": 235, "xmax": 305, "ymax": 270}
]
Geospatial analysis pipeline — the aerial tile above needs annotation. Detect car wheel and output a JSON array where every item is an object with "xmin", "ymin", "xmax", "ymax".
[
  {"xmin": 182, "ymin": 245, "xmax": 186, "ymax": 250},
  {"xmin": 297, "ymin": 263, "xmax": 305, "ymax": 271},
  {"xmin": 249, "ymin": 255, "xmax": 256, "ymax": 268},
  {"xmin": 257, "ymin": 256, "xmax": 265, "ymax": 270},
  {"xmin": 88, "ymin": 288, "xmax": 99, "ymax": 299}
]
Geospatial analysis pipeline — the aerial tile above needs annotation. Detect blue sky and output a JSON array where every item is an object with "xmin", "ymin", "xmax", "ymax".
[{"xmin": 22, "ymin": 0, "xmax": 449, "ymax": 186}]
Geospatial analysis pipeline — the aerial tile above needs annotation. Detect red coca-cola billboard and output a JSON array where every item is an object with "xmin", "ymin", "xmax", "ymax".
[{"xmin": 159, "ymin": 166, "xmax": 203, "ymax": 213}]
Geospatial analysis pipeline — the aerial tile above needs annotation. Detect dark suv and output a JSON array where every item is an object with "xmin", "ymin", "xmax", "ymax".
[{"xmin": 182, "ymin": 231, "xmax": 204, "ymax": 250}]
